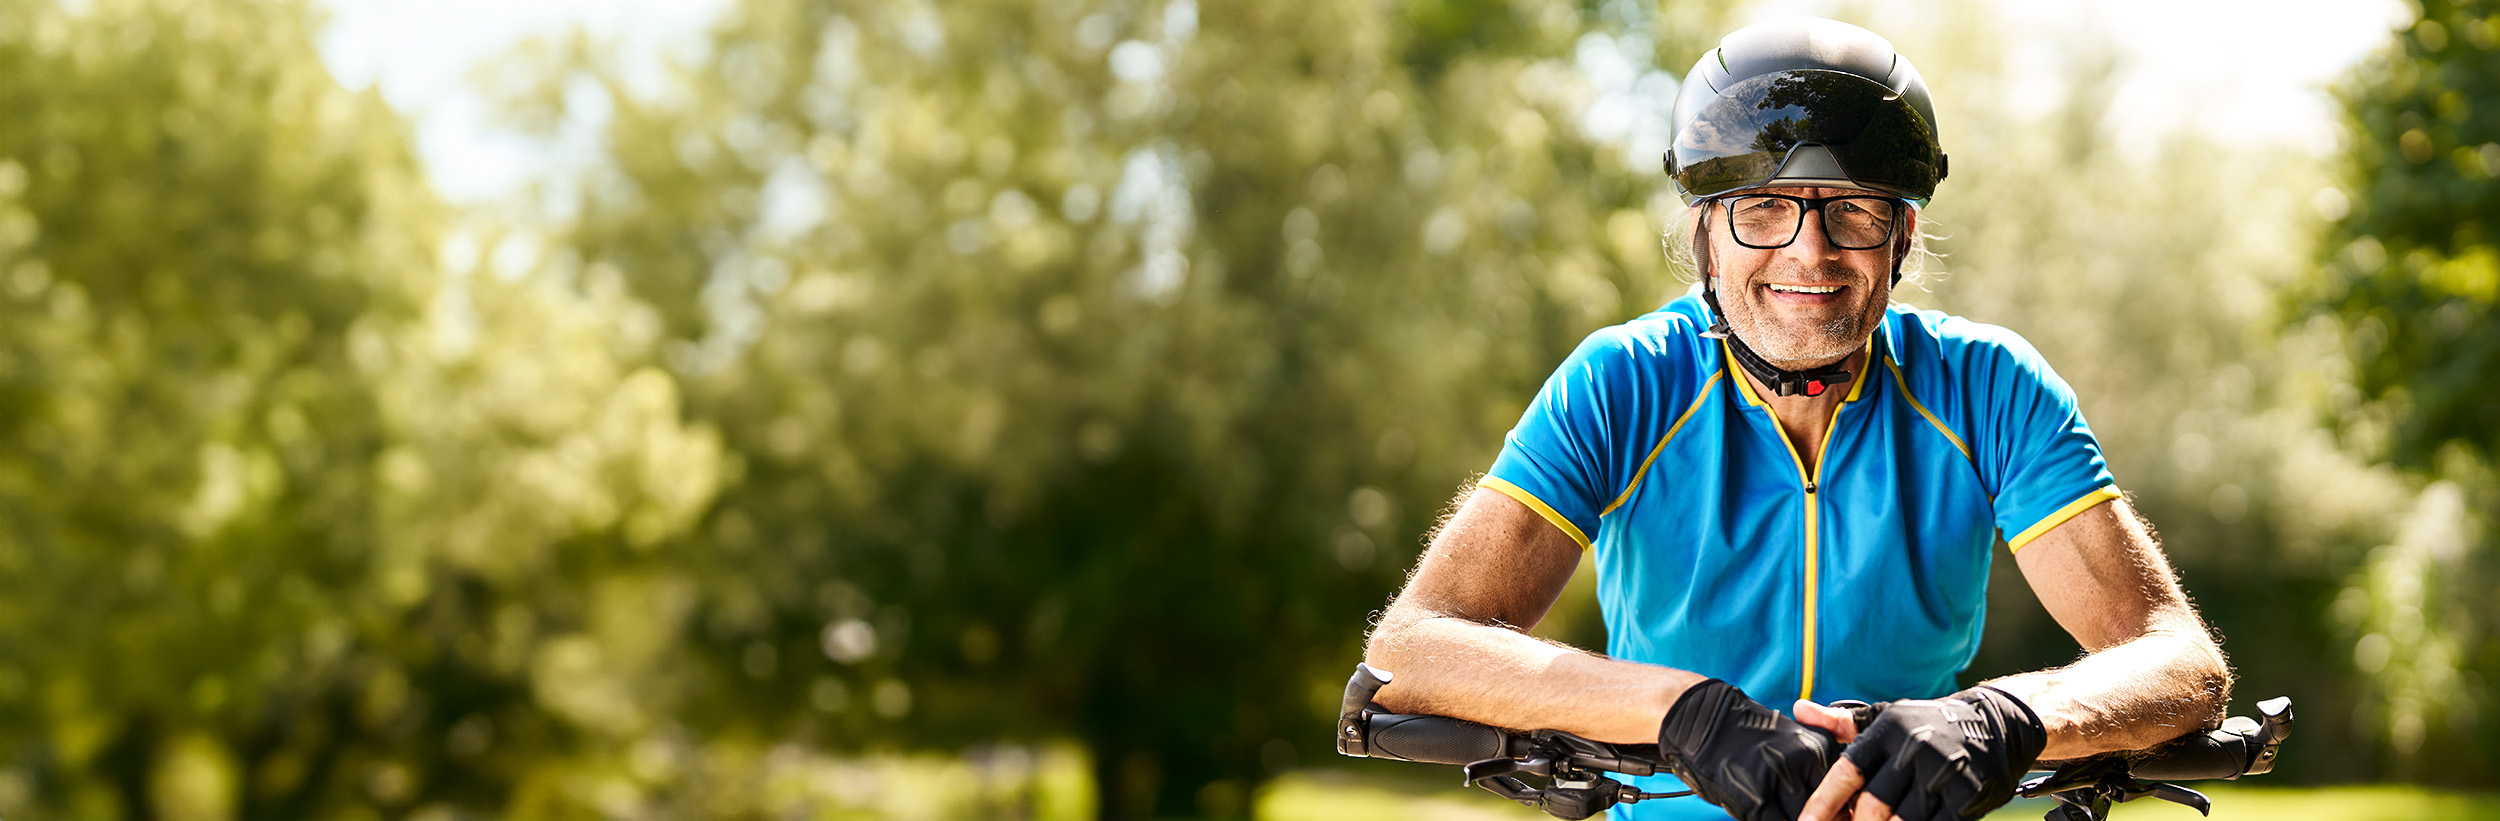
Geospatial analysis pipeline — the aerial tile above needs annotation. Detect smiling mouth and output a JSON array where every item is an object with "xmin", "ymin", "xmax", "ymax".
[{"xmin": 1765, "ymin": 283, "xmax": 1843, "ymax": 294}]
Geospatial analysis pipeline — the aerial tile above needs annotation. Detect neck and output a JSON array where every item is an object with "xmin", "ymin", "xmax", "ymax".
[{"xmin": 1736, "ymin": 342, "xmax": 1868, "ymax": 477}]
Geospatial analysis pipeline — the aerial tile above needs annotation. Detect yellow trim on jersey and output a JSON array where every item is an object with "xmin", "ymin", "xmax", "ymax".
[
  {"xmin": 1795, "ymin": 373, "xmax": 1861, "ymax": 704},
  {"xmin": 1599, "ymin": 372, "xmax": 1726, "ymax": 518},
  {"xmin": 1480, "ymin": 476, "xmax": 1594, "ymax": 552},
  {"xmin": 1883, "ymin": 354, "xmax": 1972, "ymax": 461},
  {"xmin": 2007, "ymin": 485, "xmax": 2123, "ymax": 553}
]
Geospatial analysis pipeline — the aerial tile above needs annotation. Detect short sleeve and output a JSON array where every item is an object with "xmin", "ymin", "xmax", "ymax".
[
  {"xmin": 1965, "ymin": 331, "xmax": 2120, "ymax": 551},
  {"xmin": 1484, "ymin": 325, "xmax": 1674, "ymax": 551}
]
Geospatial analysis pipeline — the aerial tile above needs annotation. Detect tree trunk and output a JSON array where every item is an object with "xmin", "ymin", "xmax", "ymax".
[
  {"xmin": 1081, "ymin": 662, "xmax": 1262, "ymax": 820},
  {"xmin": 101, "ymin": 714, "xmax": 160, "ymax": 821},
  {"xmin": 1087, "ymin": 734, "xmax": 1246, "ymax": 820}
]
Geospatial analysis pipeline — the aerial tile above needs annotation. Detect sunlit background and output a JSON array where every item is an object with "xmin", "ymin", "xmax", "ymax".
[
  {"xmin": 320, "ymin": 0, "xmax": 2404, "ymax": 202},
  {"xmin": 0, "ymin": 0, "xmax": 2492, "ymax": 818}
]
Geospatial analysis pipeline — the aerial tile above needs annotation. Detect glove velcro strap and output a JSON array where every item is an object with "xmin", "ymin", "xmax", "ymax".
[{"xmin": 1955, "ymin": 685, "xmax": 2048, "ymax": 770}]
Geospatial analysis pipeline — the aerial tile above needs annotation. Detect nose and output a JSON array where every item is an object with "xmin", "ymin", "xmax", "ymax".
[{"xmin": 1781, "ymin": 208, "xmax": 1842, "ymax": 261}]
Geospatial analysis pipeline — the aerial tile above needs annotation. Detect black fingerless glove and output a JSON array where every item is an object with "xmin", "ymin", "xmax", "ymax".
[
  {"xmin": 1839, "ymin": 685, "xmax": 2048, "ymax": 821},
  {"xmin": 1656, "ymin": 678, "xmax": 1842, "ymax": 821}
]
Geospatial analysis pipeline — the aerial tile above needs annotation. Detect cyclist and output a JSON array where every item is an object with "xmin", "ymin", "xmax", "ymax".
[{"xmin": 1362, "ymin": 18, "xmax": 2232, "ymax": 821}]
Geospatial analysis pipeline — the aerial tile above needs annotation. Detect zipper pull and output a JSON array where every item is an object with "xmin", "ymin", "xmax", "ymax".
[{"xmin": 1805, "ymin": 481, "xmax": 1818, "ymax": 494}]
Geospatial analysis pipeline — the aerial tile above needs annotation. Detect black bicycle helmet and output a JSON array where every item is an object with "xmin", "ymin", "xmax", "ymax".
[{"xmin": 1665, "ymin": 18, "xmax": 1947, "ymax": 206}]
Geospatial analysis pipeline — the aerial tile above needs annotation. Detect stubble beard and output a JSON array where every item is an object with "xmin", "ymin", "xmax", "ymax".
[{"xmin": 1718, "ymin": 262, "xmax": 1886, "ymax": 368}]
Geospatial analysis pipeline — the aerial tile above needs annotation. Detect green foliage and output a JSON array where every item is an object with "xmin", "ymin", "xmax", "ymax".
[
  {"xmin": 2318, "ymin": 0, "xmax": 2500, "ymax": 470},
  {"xmin": 0, "ymin": 1, "xmax": 427, "ymax": 814},
  {"xmin": 0, "ymin": 1, "xmax": 721, "ymax": 817},
  {"xmin": 2307, "ymin": 0, "xmax": 2500, "ymax": 785},
  {"xmin": 1399, "ymin": 0, "xmax": 1544, "ymax": 80}
]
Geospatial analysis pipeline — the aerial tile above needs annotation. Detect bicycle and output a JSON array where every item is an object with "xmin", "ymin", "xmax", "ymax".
[{"xmin": 1333, "ymin": 663, "xmax": 2293, "ymax": 821}]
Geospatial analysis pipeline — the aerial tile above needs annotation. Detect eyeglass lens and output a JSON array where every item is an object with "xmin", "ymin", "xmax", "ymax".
[{"xmin": 1723, "ymin": 195, "xmax": 1899, "ymax": 250}]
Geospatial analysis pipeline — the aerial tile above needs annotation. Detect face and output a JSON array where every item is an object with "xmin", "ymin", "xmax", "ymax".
[{"xmin": 1704, "ymin": 186, "xmax": 1908, "ymax": 369}]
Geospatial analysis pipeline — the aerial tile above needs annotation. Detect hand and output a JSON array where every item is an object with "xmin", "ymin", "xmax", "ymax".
[
  {"xmin": 1656, "ymin": 678, "xmax": 1843, "ymax": 821},
  {"xmin": 1799, "ymin": 686, "xmax": 2047, "ymax": 821},
  {"xmin": 1793, "ymin": 699, "xmax": 1865, "ymax": 743}
]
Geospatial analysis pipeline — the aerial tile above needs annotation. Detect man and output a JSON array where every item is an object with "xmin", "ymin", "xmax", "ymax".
[{"xmin": 1361, "ymin": 18, "xmax": 2232, "ymax": 821}]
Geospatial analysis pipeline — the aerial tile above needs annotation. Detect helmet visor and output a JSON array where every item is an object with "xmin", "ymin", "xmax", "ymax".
[{"xmin": 1671, "ymin": 69, "xmax": 1943, "ymax": 203}]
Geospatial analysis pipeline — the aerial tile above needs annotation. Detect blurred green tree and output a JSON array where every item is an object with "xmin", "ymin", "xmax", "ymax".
[
  {"xmin": 0, "ymin": 1, "xmax": 721, "ymax": 818},
  {"xmin": 2305, "ymin": 0, "xmax": 2500, "ymax": 784},
  {"xmin": 2318, "ymin": 0, "xmax": 2500, "ymax": 472},
  {"xmin": 509, "ymin": 0, "xmax": 1727, "ymax": 815}
]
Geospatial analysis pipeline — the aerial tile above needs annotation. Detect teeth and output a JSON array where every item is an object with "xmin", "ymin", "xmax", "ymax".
[{"xmin": 1768, "ymin": 284, "xmax": 1840, "ymax": 294}]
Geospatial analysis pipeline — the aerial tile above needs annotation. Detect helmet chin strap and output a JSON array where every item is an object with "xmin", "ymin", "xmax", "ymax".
[{"xmin": 1694, "ymin": 206, "xmax": 1904, "ymax": 398}]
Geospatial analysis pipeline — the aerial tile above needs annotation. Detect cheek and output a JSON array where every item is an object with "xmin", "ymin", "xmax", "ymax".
[
  {"xmin": 1709, "ymin": 252, "xmax": 1776, "ymax": 289},
  {"xmin": 1861, "ymin": 282, "xmax": 1896, "ymax": 320}
]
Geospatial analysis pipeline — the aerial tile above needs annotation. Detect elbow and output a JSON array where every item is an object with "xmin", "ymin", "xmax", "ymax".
[
  {"xmin": 2184, "ymin": 630, "xmax": 2234, "ymax": 726},
  {"xmin": 2129, "ymin": 615, "xmax": 2233, "ymax": 729},
  {"xmin": 2203, "ymin": 657, "xmax": 2234, "ymax": 723},
  {"xmin": 1363, "ymin": 601, "xmax": 1479, "ymax": 678},
  {"xmin": 1359, "ymin": 605, "xmax": 1443, "ymax": 713},
  {"xmin": 1362, "ymin": 603, "xmax": 1423, "ymax": 671}
]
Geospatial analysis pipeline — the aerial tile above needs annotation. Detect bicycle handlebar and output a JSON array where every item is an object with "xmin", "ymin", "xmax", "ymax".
[
  {"xmin": 1333, "ymin": 663, "xmax": 2294, "ymax": 821},
  {"xmin": 2118, "ymin": 698, "xmax": 2293, "ymax": 780},
  {"xmin": 1362, "ymin": 712, "xmax": 1528, "ymax": 765}
]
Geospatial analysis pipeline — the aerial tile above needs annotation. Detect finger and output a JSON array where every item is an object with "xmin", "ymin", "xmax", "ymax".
[
  {"xmin": 1855, "ymin": 750, "xmax": 1917, "ymax": 818},
  {"xmin": 1891, "ymin": 781, "xmax": 1936, "ymax": 821},
  {"xmin": 1794, "ymin": 700, "xmax": 1860, "ymax": 743},
  {"xmin": 1929, "ymin": 771, "xmax": 1980, "ymax": 821},
  {"xmin": 1797, "ymin": 756, "xmax": 1866, "ymax": 821},
  {"xmin": 1852, "ymin": 789, "xmax": 1892, "ymax": 821}
]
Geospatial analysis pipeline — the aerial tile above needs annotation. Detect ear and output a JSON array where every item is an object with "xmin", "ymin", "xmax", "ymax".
[{"xmin": 1687, "ymin": 204, "xmax": 1715, "ymax": 281}]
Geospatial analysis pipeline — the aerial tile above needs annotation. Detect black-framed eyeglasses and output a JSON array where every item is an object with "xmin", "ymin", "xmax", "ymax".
[{"xmin": 1712, "ymin": 194, "xmax": 1903, "ymax": 250}]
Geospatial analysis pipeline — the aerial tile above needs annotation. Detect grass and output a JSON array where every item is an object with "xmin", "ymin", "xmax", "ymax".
[{"xmin": 1257, "ymin": 769, "xmax": 1535, "ymax": 821}]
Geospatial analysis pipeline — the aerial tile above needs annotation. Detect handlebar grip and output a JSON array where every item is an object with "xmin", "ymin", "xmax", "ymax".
[
  {"xmin": 1365, "ymin": 713, "xmax": 1518, "ymax": 765},
  {"xmin": 2127, "ymin": 724, "xmax": 2252, "ymax": 781}
]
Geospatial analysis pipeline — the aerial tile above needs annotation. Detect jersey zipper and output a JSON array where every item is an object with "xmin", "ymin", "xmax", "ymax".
[{"xmin": 1753, "ymin": 374, "xmax": 1860, "ymax": 704}]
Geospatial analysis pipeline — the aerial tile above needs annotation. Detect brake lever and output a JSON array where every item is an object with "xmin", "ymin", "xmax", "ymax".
[
  {"xmin": 2244, "ymin": 696, "xmax": 2293, "ymax": 776},
  {"xmin": 1471, "ymin": 772, "xmax": 1544, "ymax": 806},
  {"xmin": 1336, "ymin": 664, "xmax": 1393, "ymax": 756},
  {"xmin": 2019, "ymin": 758, "xmax": 2129, "ymax": 799},
  {"xmin": 2140, "ymin": 782, "xmax": 2212, "ymax": 814}
]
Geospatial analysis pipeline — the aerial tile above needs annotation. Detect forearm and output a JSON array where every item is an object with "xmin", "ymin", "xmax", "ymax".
[
  {"xmin": 1365, "ymin": 486, "xmax": 1703, "ymax": 745},
  {"xmin": 1980, "ymin": 626, "xmax": 2231, "ymax": 760},
  {"xmin": 1365, "ymin": 606, "xmax": 1701, "ymax": 745}
]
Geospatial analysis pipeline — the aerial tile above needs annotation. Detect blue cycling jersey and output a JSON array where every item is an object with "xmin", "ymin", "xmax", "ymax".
[{"xmin": 1483, "ymin": 292, "xmax": 2117, "ymax": 819}]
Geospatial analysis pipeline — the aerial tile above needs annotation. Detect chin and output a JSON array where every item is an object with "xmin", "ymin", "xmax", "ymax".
[
  {"xmin": 1747, "ymin": 321, "xmax": 1866, "ymax": 366},
  {"xmin": 1765, "ymin": 341, "xmax": 1858, "ymax": 367},
  {"xmin": 1723, "ymin": 290, "xmax": 1882, "ymax": 363}
]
